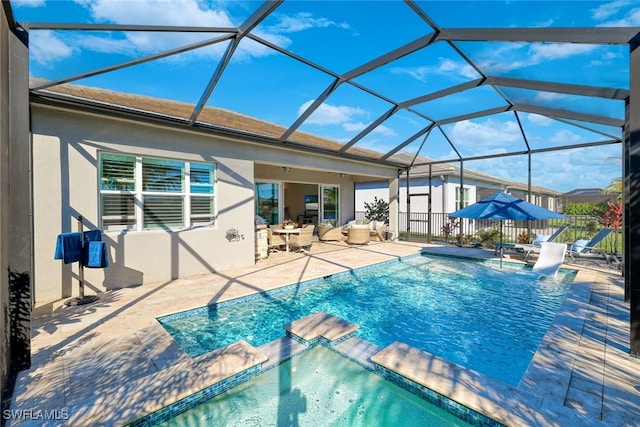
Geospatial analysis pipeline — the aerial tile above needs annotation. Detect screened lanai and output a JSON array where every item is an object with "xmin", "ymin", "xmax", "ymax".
[{"xmin": 2, "ymin": 1, "xmax": 639, "ymax": 357}]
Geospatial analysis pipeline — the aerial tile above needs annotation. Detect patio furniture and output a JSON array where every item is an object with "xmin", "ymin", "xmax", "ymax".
[
  {"xmin": 532, "ymin": 242, "xmax": 567, "ymax": 277},
  {"xmin": 346, "ymin": 226, "xmax": 370, "ymax": 245},
  {"xmin": 267, "ymin": 227, "xmax": 286, "ymax": 255},
  {"xmin": 289, "ymin": 224, "xmax": 315, "ymax": 253},
  {"xmin": 516, "ymin": 224, "xmax": 570, "ymax": 261},
  {"xmin": 318, "ymin": 224, "xmax": 343, "ymax": 241},
  {"xmin": 342, "ymin": 220, "xmax": 387, "ymax": 241},
  {"xmin": 371, "ymin": 223, "xmax": 387, "ymax": 241},
  {"xmin": 567, "ymin": 228, "xmax": 614, "ymax": 263}
]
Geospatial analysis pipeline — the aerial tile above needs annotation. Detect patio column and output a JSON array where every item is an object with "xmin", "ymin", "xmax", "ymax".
[
  {"xmin": 388, "ymin": 173, "xmax": 400, "ymax": 241},
  {"xmin": 1, "ymin": 10, "xmax": 32, "ymax": 381},
  {"xmin": 628, "ymin": 34, "xmax": 640, "ymax": 357}
]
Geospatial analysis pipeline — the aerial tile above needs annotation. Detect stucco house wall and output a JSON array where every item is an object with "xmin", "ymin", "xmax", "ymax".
[
  {"xmin": 31, "ymin": 105, "xmax": 397, "ymax": 303},
  {"xmin": 356, "ymin": 177, "xmax": 477, "ymax": 213}
]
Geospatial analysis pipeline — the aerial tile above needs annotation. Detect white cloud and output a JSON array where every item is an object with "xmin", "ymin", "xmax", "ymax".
[
  {"xmin": 299, "ymin": 100, "xmax": 367, "ymax": 126},
  {"xmin": 342, "ymin": 121, "xmax": 368, "ymax": 132},
  {"xmin": 80, "ymin": 0, "xmax": 234, "ymax": 27},
  {"xmin": 450, "ymin": 119, "xmax": 522, "ymax": 149},
  {"xmin": 529, "ymin": 43, "xmax": 597, "ymax": 61},
  {"xmin": 477, "ymin": 41, "xmax": 598, "ymax": 75},
  {"xmin": 534, "ymin": 92, "xmax": 567, "ymax": 102},
  {"xmin": 392, "ymin": 57, "xmax": 480, "ymax": 83},
  {"xmin": 597, "ymin": 7, "xmax": 640, "ymax": 26},
  {"xmin": 27, "ymin": 1, "xmax": 356, "ymax": 66},
  {"xmin": 267, "ymin": 12, "xmax": 351, "ymax": 33},
  {"xmin": 526, "ymin": 113, "xmax": 553, "ymax": 126},
  {"xmin": 371, "ymin": 124, "xmax": 396, "ymax": 137},
  {"xmin": 30, "ymin": 31, "xmax": 75, "ymax": 65},
  {"xmin": 461, "ymin": 143, "xmax": 621, "ymax": 192},
  {"xmin": 549, "ymin": 129, "xmax": 584, "ymax": 145},
  {"xmin": 10, "ymin": 0, "xmax": 46, "ymax": 7},
  {"xmin": 591, "ymin": 1, "xmax": 632, "ymax": 20}
]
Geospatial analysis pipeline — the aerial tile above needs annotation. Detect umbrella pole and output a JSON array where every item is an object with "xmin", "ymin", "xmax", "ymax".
[{"xmin": 500, "ymin": 220, "xmax": 503, "ymax": 268}]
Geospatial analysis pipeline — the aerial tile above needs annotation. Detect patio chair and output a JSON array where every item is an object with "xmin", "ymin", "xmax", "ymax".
[
  {"xmin": 567, "ymin": 228, "xmax": 613, "ymax": 263},
  {"xmin": 346, "ymin": 226, "xmax": 370, "ymax": 245},
  {"xmin": 517, "ymin": 224, "xmax": 570, "ymax": 261},
  {"xmin": 290, "ymin": 224, "xmax": 315, "ymax": 253},
  {"xmin": 267, "ymin": 227, "xmax": 286, "ymax": 254},
  {"xmin": 318, "ymin": 224, "xmax": 343, "ymax": 241},
  {"xmin": 532, "ymin": 242, "xmax": 567, "ymax": 277}
]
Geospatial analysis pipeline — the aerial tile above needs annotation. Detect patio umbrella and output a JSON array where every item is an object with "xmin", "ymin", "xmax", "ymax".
[{"xmin": 449, "ymin": 192, "xmax": 565, "ymax": 267}]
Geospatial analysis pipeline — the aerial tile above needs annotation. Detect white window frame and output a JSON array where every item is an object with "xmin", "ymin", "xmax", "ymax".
[
  {"xmin": 455, "ymin": 187, "xmax": 470, "ymax": 210},
  {"xmin": 99, "ymin": 152, "xmax": 216, "ymax": 232}
]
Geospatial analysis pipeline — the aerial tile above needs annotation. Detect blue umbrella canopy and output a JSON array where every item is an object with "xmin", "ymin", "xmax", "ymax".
[{"xmin": 449, "ymin": 192, "xmax": 565, "ymax": 221}]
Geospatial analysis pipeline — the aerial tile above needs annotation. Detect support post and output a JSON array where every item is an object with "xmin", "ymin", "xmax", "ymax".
[
  {"xmin": 406, "ymin": 167, "xmax": 411, "ymax": 241},
  {"xmin": 77, "ymin": 216, "xmax": 85, "ymax": 299},
  {"xmin": 428, "ymin": 165, "xmax": 432, "ymax": 243},
  {"xmin": 628, "ymin": 34, "xmax": 640, "ymax": 356}
]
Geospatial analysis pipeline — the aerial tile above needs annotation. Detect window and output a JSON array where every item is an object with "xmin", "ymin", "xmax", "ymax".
[
  {"xmin": 321, "ymin": 185, "xmax": 339, "ymax": 226},
  {"xmin": 455, "ymin": 187, "xmax": 470, "ymax": 209},
  {"xmin": 255, "ymin": 182, "xmax": 279, "ymax": 225},
  {"xmin": 100, "ymin": 153, "xmax": 215, "ymax": 231}
]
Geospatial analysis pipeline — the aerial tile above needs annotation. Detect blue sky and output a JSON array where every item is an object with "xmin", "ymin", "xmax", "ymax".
[{"xmin": 11, "ymin": 0, "xmax": 635, "ymax": 193}]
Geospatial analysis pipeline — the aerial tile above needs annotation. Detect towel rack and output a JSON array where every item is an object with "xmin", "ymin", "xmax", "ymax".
[{"xmin": 65, "ymin": 216, "xmax": 99, "ymax": 306}]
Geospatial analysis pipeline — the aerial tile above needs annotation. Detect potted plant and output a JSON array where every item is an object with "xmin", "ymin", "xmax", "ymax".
[
  {"xmin": 364, "ymin": 197, "xmax": 389, "ymax": 224},
  {"xmin": 282, "ymin": 219, "xmax": 298, "ymax": 229}
]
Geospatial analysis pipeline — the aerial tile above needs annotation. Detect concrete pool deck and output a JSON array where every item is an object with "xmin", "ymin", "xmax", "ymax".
[{"xmin": 4, "ymin": 240, "xmax": 639, "ymax": 426}]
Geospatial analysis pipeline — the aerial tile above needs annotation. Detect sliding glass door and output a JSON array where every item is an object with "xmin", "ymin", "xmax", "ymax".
[
  {"xmin": 255, "ymin": 182, "xmax": 280, "ymax": 225},
  {"xmin": 321, "ymin": 185, "xmax": 339, "ymax": 226}
]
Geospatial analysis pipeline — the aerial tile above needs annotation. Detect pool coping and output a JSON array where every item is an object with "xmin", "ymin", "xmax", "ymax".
[
  {"xmin": 128, "ymin": 311, "xmax": 505, "ymax": 427},
  {"xmin": 9, "ymin": 241, "xmax": 638, "ymax": 426},
  {"xmin": 131, "ymin": 254, "xmax": 584, "ymax": 426}
]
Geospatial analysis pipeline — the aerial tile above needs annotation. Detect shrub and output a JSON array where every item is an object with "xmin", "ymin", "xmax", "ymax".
[
  {"xmin": 364, "ymin": 197, "xmax": 389, "ymax": 224},
  {"xmin": 475, "ymin": 227, "xmax": 501, "ymax": 247},
  {"xmin": 517, "ymin": 231, "xmax": 531, "ymax": 244}
]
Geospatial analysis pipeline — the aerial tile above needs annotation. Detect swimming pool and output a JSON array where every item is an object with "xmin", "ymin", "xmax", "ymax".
[
  {"xmin": 153, "ymin": 346, "xmax": 474, "ymax": 426},
  {"xmin": 159, "ymin": 254, "xmax": 575, "ymax": 386}
]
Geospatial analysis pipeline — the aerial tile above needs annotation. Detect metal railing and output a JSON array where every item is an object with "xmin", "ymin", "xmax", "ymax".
[{"xmin": 355, "ymin": 211, "xmax": 622, "ymax": 254}]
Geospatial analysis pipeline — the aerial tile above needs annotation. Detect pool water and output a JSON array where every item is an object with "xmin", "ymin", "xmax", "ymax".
[
  {"xmin": 157, "ymin": 346, "xmax": 473, "ymax": 427},
  {"xmin": 159, "ymin": 254, "xmax": 575, "ymax": 386}
]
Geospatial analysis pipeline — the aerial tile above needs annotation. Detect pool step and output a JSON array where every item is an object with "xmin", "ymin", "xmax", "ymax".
[{"xmin": 257, "ymin": 336, "xmax": 307, "ymax": 370}]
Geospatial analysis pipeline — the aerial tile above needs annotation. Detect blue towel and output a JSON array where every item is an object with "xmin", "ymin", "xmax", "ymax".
[
  {"xmin": 83, "ymin": 230, "xmax": 103, "ymax": 242},
  {"xmin": 54, "ymin": 232, "xmax": 83, "ymax": 264},
  {"xmin": 81, "ymin": 241, "xmax": 109, "ymax": 268}
]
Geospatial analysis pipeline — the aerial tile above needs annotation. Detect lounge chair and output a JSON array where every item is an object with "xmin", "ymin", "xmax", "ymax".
[
  {"xmin": 289, "ymin": 224, "xmax": 315, "ymax": 253},
  {"xmin": 532, "ymin": 242, "xmax": 567, "ymax": 277},
  {"xmin": 567, "ymin": 228, "xmax": 613, "ymax": 263},
  {"xmin": 516, "ymin": 224, "xmax": 570, "ymax": 261}
]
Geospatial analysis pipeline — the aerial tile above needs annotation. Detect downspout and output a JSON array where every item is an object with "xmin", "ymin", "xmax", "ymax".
[
  {"xmin": 428, "ymin": 165, "xmax": 432, "ymax": 243},
  {"xmin": 459, "ymin": 160, "xmax": 464, "ymax": 243},
  {"xmin": 442, "ymin": 175, "xmax": 447, "ymax": 215},
  {"xmin": 527, "ymin": 152, "xmax": 532, "ymax": 241},
  {"xmin": 406, "ymin": 167, "xmax": 411, "ymax": 241}
]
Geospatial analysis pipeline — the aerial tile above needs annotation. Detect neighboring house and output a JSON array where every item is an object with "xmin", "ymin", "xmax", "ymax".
[
  {"xmin": 356, "ymin": 155, "xmax": 560, "ymax": 236},
  {"xmin": 556, "ymin": 188, "xmax": 618, "ymax": 212},
  {"xmin": 356, "ymin": 155, "xmax": 560, "ymax": 213},
  {"xmin": 30, "ymin": 83, "xmax": 402, "ymax": 302}
]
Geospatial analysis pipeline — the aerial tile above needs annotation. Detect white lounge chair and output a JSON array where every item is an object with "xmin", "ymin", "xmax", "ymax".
[
  {"xmin": 567, "ymin": 228, "xmax": 613, "ymax": 263},
  {"xmin": 532, "ymin": 242, "xmax": 567, "ymax": 277},
  {"xmin": 516, "ymin": 224, "xmax": 570, "ymax": 261}
]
